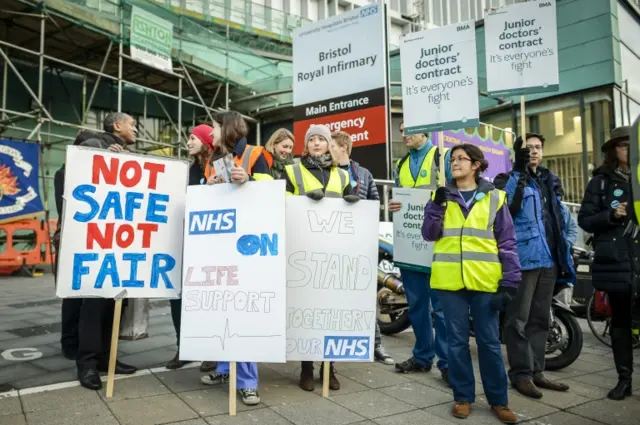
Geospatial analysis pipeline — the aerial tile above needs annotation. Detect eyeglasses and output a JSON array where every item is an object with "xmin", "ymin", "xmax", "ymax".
[
  {"xmin": 526, "ymin": 144, "xmax": 543, "ymax": 152},
  {"xmin": 449, "ymin": 156, "xmax": 472, "ymax": 164}
]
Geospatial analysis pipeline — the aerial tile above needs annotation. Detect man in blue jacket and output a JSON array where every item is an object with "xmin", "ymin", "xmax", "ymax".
[{"xmin": 494, "ymin": 133, "xmax": 575, "ymax": 399}]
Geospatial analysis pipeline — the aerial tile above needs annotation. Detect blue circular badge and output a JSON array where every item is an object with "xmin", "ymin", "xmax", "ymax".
[
  {"xmin": 420, "ymin": 170, "xmax": 427, "ymax": 177},
  {"xmin": 614, "ymin": 188, "xmax": 623, "ymax": 197},
  {"xmin": 611, "ymin": 200, "xmax": 620, "ymax": 208},
  {"xmin": 475, "ymin": 192, "xmax": 486, "ymax": 201},
  {"xmin": 350, "ymin": 180, "xmax": 357, "ymax": 188}
]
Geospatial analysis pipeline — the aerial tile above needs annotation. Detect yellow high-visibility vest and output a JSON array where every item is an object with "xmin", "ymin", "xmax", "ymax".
[
  {"xmin": 431, "ymin": 188, "xmax": 507, "ymax": 293},
  {"xmin": 284, "ymin": 163, "xmax": 348, "ymax": 197},
  {"xmin": 396, "ymin": 145, "xmax": 449, "ymax": 189}
]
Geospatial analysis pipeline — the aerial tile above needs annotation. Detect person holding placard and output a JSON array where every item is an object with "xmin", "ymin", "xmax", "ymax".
[
  {"xmin": 264, "ymin": 128, "xmax": 295, "ymax": 179},
  {"xmin": 578, "ymin": 127, "xmax": 637, "ymax": 401},
  {"xmin": 494, "ymin": 134, "xmax": 575, "ymax": 399},
  {"xmin": 200, "ymin": 112, "xmax": 270, "ymax": 406},
  {"xmin": 166, "ymin": 124, "xmax": 217, "ymax": 373},
  {"xmin": 387, "ymin": 122, "xmax": 450, "ymax": 383},
  {"xmin": 71, "ymin": 112, "xmax": 139, "ymax": 390},
  {"xmin": 423, "ymin": 143, "xmax": 520, "ymax": 424},
  {"xmin": 331, "ymin": 130, "xmax": 394, "ymax": 366},
  {"xmin": 54, "ymin": 130, "xmax": 102, "ymax": 361},
  {"xmin": 204, "ymin": 111, "xmax": 273, "ymax": 184},
  {"xmin": 283, "ymin": 124, "xmax": 357, "ymax": 392}
]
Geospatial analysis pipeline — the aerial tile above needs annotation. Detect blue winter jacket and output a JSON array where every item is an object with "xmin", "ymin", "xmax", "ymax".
[{"xmin": 494, "ymin": 167, "xmax": 576, "ymax": 284}]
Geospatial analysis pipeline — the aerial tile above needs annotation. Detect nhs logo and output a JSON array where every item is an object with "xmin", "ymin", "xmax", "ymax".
[
  {"xmin": 323, "ymin": 336, "xmax": 370, "ymax": 360},
  {"xmin": 189, "ymin": 209, "xmax": 236, "ymax": 235}
]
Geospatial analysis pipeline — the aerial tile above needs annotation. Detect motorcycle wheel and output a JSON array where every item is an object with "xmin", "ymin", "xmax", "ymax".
[
  {"xmin": 545, "ymin": 309, "xmax": 583, "ymax": 371},
  {"xmin": 378, "ymin": 311, "xmax": 411, "ymax": 335}
]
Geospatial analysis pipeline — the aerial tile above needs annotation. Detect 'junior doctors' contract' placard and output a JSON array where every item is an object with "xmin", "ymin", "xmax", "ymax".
[
  {"xmin": 400, "ymin": 20, "xmax": 479, "ymax": 134},
  {"xmin": 484, "ymin": 0, "xmax": 559, "ymax": 96},
  {"xmin": 179, "ymin": 181, "xmax": 287, "ymax": 363},
  {"xmin": 56, "ymin": 146, "xmax": 187, "ymax": 299},
  {"xmin": 392, "ymin": 188, "xmax": 434, "ymax": 272},
  {"xmin": 286, "ymin": 196, "xmax": 379, "ymax": 362}
]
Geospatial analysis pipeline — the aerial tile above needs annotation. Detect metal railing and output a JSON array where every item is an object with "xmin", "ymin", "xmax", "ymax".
[{"xmin": 374, "ymin": 180, "xmax": 589, "ymax": 249}]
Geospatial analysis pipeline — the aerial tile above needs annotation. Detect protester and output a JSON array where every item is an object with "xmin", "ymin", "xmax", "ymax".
[
  {"xmin": 331, "ymin": 130, "xmax": 394, "ymax": 365},
  {"xmin": 205, "ymin": 111, "xmax": 272, "ymax": 183},
  {"xmin": 494, "ymin": 133, "xmax": 575, "ymax": 399},
  {"xmin": 387, "ymin": 122, "xmax": 449, "ymax": 383},
  {"xmin": 200, "ymin": 112, "xmax": 270, "ymax": 405},
  {"xmin": 264, "ymin": 128, "xmax": 295, "ymax": 179},
  {"xmin": 71, "ymin": 112, "xmax": 139, "ymax": 390},
  {"xmin": 577, "ymin": 126, "xmax": 637, "ymax": 400},
  {"xmin": 283, "ymin": 124, "xmax": 355, "ymax": 391},
  {"xmin": 422, "ymin": 143, "xmax": 520, "ymax": 423},
  {"xmin": 166, "ymin": 124, "xmax": 216, "ymax": 373},
  {"xmin": 53, "ymin": 130, "xmax": 98, "ymax": 360}
]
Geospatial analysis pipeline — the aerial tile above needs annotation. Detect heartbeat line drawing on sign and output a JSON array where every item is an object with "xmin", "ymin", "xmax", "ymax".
[{"xmin": 183, "ymin": 318, "xmax": 282, "ymax": 350}]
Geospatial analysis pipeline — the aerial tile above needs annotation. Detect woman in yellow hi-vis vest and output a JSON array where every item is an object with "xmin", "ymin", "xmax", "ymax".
[
  {"xmin": 283, "ymin": 124, "xmax": 358, "ymax": 392},
  {"xmin": 422, "ymin": 143, "xmax": 521, "ymax": 424}
]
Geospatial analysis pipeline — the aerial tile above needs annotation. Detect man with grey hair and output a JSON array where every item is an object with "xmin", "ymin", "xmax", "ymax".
[{"xmin": 73, "ymin": 112, "xmax": 138, "ymax": 390}]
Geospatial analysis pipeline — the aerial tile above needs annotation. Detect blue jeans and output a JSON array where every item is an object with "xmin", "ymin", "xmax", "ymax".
[
  {"xmin": 401, "ymin": 269, "xmax": 447, "ymax": 370},
  {"xmin": 216, "ymin": 362, "xmax": 258, "ymax": 390},
  {"xmin": 438, "ymin": 289, "xmax": 508, "ymax": 406}
]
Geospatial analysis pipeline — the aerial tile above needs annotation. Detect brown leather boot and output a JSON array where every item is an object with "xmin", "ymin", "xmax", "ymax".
[
  {"xmin": 512, "ymin": 380, "xmax": 542, "ymax": 399},
  {"xmin": 165, "ymin": 352, "xmax": 191, "ymax": 370},
  {"xmin": 534, "ymin": 375, "xmax": 569, "ymax": 392},
  {"xmin": 320, "ymin": 363, "xmax": 340, "ymax": 390},
  {"xmin": 452, "ymin": 402, "xmax": 471, "ymax": 419},
  {"xmin": 491, "ymin": 405, "xmax": 517, "ymax": 424},
  {"xmin": 299, "ymin": 361, "xmax": 314, "ymax": 391},
  {"xmin": 200, "ymin": 361, "xmax": 217, "ymax": 372}
]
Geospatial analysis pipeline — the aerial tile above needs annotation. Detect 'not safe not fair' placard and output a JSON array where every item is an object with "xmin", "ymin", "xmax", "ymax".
[
  {"xmin": 56, "ymin": 146, "xmax": 187, "ymax": 299},
  {"xmin": 400, "ymin": 20, "xmax": 479, "ymax": 134}
]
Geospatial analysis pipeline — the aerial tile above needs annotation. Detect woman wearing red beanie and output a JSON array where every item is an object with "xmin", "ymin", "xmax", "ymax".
[{"xmin": 165, "ymin": 124, "xmax": 217, "ymax": 372}]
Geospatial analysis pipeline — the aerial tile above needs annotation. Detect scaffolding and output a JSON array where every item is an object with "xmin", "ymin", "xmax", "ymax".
[{"xmin": 0, "ymin": 0, "xmax": 303, "ymax": 156}]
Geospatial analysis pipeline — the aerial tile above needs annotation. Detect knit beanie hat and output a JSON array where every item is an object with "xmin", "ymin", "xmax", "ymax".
[
  {"xmin": 191, "ymin": 124, "xmax": 214, "ymax": 150},
  {"xmin": 305, "ymin": 124, "xmax": 332, "ymax": 146}
]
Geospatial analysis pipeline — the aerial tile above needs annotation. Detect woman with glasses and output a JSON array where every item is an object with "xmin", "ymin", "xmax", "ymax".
[{"xmin": 422, "ymin": 143, "xmax": 521, "ymax": 424}]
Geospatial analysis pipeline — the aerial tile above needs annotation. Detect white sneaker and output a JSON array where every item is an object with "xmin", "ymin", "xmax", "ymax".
[
  {"xmin": 201, "ymin": 372, "xmax": 229, "ymax": 386},
  {"xmin": 374, "ymin": 346, "xmax": 395, "ymax": 365},
  {"xmin": 239, "ymin": 388, "xmax": 261, "ymax": 405}
]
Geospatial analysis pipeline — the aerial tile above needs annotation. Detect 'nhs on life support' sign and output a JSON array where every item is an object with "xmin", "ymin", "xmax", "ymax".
[{"xmin": 323, "ymin": 336, "xmax": 370, "ymax": 360}]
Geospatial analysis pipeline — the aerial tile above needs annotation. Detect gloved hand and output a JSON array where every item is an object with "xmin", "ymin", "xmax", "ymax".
[
  {"xmin": 513, "ymin": 137, "xmax": 531, "ymax": 173},
  {"xmin": 433, "ymin": 186, "xmax": 451, "ymax": 206},
  {"xmin": 343, "ymin": 194, "xmax": 360, "ymax": 204},
  {"xmin": 490, "ymin": 285, "xmax": 518, "ymax": 311},
  {"xmin": 306, "ymin": 190, "xmax": 325, "ymax": 201}
]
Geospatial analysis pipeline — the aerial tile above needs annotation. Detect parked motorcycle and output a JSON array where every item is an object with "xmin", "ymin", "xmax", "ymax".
[
  {"xmin": 377, "ymin": 236, "xmax": 411, "ymax": 335},
  {"xmin": 376, "ymin": 230, "xmax": 583, "ymax": 371}
]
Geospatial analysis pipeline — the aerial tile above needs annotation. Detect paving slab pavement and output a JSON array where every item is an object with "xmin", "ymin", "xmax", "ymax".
[{"xmin": 2, "ymin": 275, "xmax": 640, "ymax": 424}]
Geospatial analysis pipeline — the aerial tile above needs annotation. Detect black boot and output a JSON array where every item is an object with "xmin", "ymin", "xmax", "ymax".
[{"xmin": 608, "ymin": 328, "xmax": 633, "ymax": 401}]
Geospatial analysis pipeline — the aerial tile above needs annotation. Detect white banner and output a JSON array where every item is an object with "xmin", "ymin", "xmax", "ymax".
[
  {"xmin": 56, "ymin": 146, "xmax": 187, "ymax": 298},
  {"xmin": 392, "ymin": 188, "xmax": 434, "ymax": 272},
  {"xmin": 485, "ymin": 0, "xmax": 559, "ymax": 96},
  {"xmin": 400, "ymin": 21, "xmax": 479, "ymax": 134},
  {"xmin": 286, "ymin": 197, "xmax": 379, "ymax": 361},
  {"xmin": 179, "ymin": 181, "xmax": 287, "ymax": 363}
]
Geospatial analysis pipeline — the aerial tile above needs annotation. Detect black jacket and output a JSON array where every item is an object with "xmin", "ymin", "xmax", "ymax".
[
  {"xmin": 578, "ymin": 166, "xmax": 640, "ymax": 293},
  {"xmin": 54, "ymin": 132, "xmax": 125, "ymax": 237},
  {"xmin": 188, "ymin": 161, "xmax": 206, "ymax": 186},
  {"xmin": 284, "ymin": 156, "xmax": 353, "ymax": 196}
]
